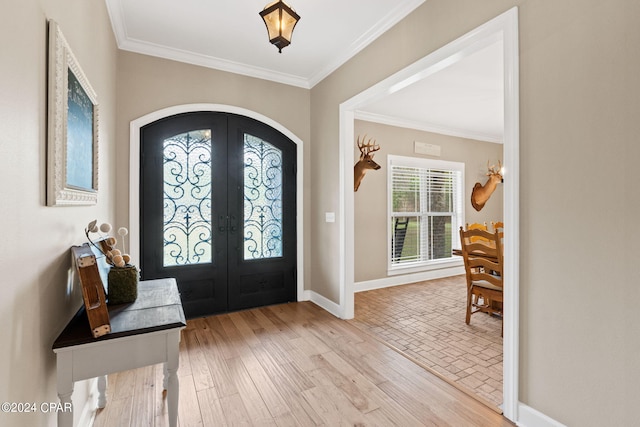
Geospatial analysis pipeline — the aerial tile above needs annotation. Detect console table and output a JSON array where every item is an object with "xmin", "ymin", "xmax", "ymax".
[{"xmin": 52, "ymin": 278, "xmax": 186, "ymax": 427}]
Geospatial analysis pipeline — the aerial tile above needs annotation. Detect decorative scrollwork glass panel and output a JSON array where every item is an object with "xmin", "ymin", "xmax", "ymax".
[
  {"xmin": 163, "ymin": 129, "xmax": 212, "ymax": 266},
  {"xmin": 244, "ymin": 134, "xmax": 283, "ymax": 260}
]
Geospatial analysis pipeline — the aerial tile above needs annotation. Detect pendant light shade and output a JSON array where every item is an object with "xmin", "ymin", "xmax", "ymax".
[{"xmin": 259, "ymin": 1, "xmax": 300, "ymax": 53}]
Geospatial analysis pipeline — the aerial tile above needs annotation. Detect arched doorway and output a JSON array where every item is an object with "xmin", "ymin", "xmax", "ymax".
[{"xmin": 129, "ymin": 104, "xmax": 305, "ymax": 317}]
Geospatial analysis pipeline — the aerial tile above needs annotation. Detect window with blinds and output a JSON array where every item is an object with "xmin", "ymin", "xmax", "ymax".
[{"xmin": 388, "ymin": 155, "xmax": 464, "ymax": 269}]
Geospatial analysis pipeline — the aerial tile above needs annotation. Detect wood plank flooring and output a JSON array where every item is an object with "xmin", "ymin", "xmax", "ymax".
[{"xmin": 93, "ymin": 301, "xmax": 514, "ymax": 426}]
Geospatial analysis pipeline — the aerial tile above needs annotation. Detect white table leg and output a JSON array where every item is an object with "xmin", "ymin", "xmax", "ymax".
[
  {"xmin": 166, "ymin": 331, "xmax": 180, "ymax": 427},
  {"xmin": 97, "ymin": 375, "xmax": 107, "ymax": 408},
  {"xmin": 163, "ymin": 362, "xmax": 169, "ymax": 390},
  {"xmin": 56, "ymin": 353, "xmax": 74, "ymax": 427}
]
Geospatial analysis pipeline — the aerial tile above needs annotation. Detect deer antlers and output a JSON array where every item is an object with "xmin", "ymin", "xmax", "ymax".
[
  {"xmin": 486, "ymin": 160, "xmax": 502, "ymax": 176},
  {"xmin": 357, "ymin": 135, "xmax": 380, "ymax": 158}
]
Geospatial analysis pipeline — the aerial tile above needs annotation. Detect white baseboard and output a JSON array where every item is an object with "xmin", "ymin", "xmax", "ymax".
[
  {"xmin": 354, "ymin": 266, "xmax": 465, "ymax": 293},
  {"xmin": 308, "ymin": 290, "xmax": 342, "ymax": 318},
  {"xmin": 517, "ymin": 403, "xmax": 566, "ymax": 427}
]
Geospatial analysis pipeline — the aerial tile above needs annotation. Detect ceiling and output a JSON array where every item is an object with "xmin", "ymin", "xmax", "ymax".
[
  {"xmin": 105, "ymin": 0, "xmax": 503, "ymax": 142},
  {"xmin": 357, "ymin": 40, "xmax": 504, "ymax": 143}
]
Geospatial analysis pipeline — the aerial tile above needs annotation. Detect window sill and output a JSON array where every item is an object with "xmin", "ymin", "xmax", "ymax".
[{"xmin": 387, "ymin": 257, "xmax": 463, "ymax": 276}]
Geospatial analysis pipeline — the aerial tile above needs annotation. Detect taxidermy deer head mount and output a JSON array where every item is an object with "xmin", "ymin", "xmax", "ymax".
[
  {"xmin": 354, "ymin": 135, "xmax": 381, "ymax": 192},
  {"xmin": 471, "ymin": 160, "xmax": 503, "ymax": 211}
]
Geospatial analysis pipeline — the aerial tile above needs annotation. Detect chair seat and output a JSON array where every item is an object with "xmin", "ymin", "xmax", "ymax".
[{"xmin": 471, "ymin": 279, "xmax": 502, "ymax": 292}]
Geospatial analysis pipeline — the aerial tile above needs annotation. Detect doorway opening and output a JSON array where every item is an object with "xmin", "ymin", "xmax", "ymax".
[{"xmin": 338, "ymin": 7, "xmax": 519, "ymax": 421}]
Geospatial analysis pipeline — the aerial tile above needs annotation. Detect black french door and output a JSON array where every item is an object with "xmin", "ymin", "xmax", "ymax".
[{"xmin": 140, "ymin": 112, "xmax": 296, "ymax": 318}]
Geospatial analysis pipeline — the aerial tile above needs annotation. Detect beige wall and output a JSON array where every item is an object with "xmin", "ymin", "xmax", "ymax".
[
  {"xmin": 114, "ymin": 51, "xmax": 312, "ymax": 290},
  {"xmin": 0, "ymin": 1, "xmax": 117, "ymax": 426},
  {"xmin": 353, "ymin": 120, "xmax": 503, "ymax": 282},
  {"xmin": 311, "ymin": 1, "xmax": 640, "ymax": 426}
]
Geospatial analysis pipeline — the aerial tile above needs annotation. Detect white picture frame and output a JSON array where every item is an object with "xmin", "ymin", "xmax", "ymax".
[{"xmin": 47, "ymin": 19, "xmax": 99, "ymax": 206}]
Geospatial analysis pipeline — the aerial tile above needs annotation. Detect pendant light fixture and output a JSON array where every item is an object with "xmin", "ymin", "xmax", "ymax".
[{"xmin": 259, "ymin": 1, "xmax": 300, "ymax": 53}]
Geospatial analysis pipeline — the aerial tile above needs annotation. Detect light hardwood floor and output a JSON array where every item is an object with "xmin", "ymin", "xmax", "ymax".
[{"xmin": 93, "ymin": 301, "xmax": 513, "ymax": 426}]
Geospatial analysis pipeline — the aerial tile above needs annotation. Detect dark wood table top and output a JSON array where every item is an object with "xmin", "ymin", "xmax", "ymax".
[{"xmin": 53, "ymin": 278, "xmax": 186, "ymax": 350}]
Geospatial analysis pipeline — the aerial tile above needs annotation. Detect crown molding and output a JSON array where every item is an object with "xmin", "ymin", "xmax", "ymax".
[
  {"xmin": 120, "ymin": 37, "xmax": 312, "ymax": 88},
  {"xmin": 355, "ymin": 110, "xmax": 503, "ymax": 144},
  {"xmin": 307, "ymin": 0, "xmax": 426, "ymax": 87},
  {"xmin": 105, "ymin": 0, "xmax": 425, "ymax": 89}
]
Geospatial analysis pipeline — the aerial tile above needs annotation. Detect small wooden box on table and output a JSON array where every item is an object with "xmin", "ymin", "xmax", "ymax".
[{"xmin": 52, "ymin": 278, "xmax": 186, "ymax": 427}]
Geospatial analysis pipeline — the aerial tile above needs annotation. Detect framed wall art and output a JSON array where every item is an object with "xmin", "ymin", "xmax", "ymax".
[{"xmin": 47, "ymin": 19, "xmax": 99, "ymax": 206}]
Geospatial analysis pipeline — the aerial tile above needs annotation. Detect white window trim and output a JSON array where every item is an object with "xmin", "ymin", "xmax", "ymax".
[{"xmin": 387, "ymin": 155, "xmax": 465, "ymax": 275}]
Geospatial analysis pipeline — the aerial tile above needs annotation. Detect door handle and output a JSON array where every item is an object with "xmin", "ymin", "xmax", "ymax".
[
  {"xmin": 229, "ymin": 215, "xmax": 237, "ymax": 233},
  {"xmin": 218, "ymin": 215, "xmax": 227, "ymax": 233}
]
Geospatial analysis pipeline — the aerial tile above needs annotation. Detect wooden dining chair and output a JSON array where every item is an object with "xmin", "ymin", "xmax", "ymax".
[
  {"xmin": 491, "ymin": 221, "xmax": 504, "ymax": 241},
  {"xmin": 465, "ymin": 222, "xmax": 488, "ymax": 243},
  {"xmin": 459, "ymin": 226, "xmax": 503, "ymax": 335}
]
